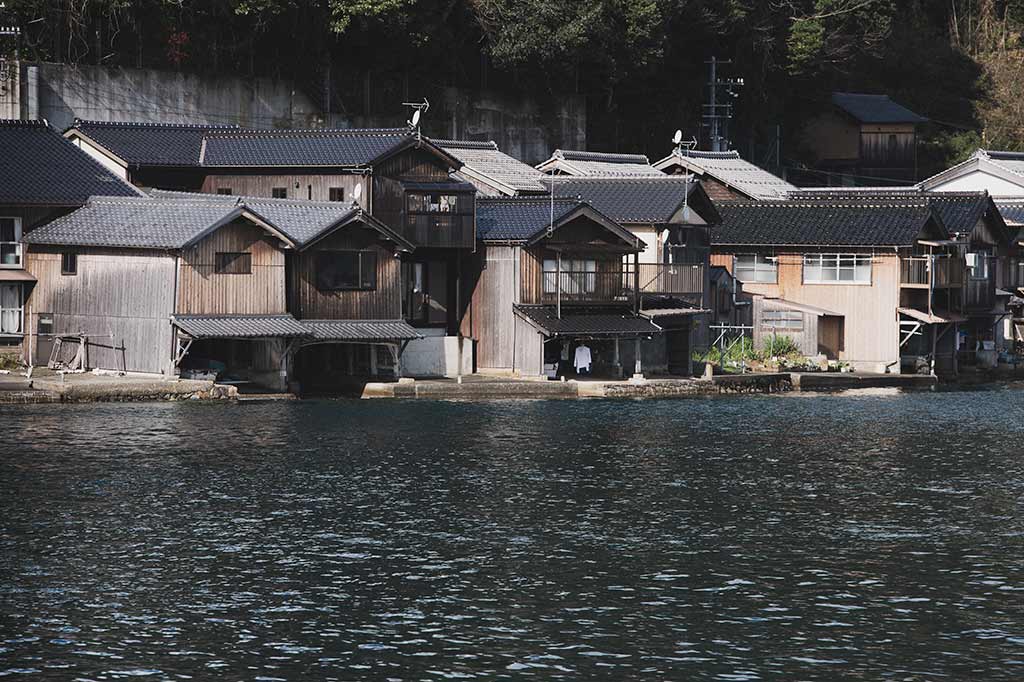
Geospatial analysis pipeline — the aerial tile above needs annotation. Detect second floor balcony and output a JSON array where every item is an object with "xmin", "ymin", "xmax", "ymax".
[
  {"xmin": 523, "ymin": 261, "xmax": 706, "ymax": 306},
  {"xmin": 900, "ymin": 255, "xmax": 963, "ymax": 289}
]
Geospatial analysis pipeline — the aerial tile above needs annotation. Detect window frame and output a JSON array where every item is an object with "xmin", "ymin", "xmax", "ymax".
[
  {"xmin": 761, "ymin": 309, "xmax": 803, "ymax": 332},
  {"xmin": 61, "ymin": 252, "xmax": 77, "ymax": 276},
  {"xmin": 733, "ymin": 253, "xmax": 777, "ymax": 283},
  {"xmin": 0, "ymin": 216, "xmax": 23, "ymax": 269},
  {"xmin": 316, "ymin": 249, "xmax": 378, "ymax": 291},
  {"xmin": 271, "ymin": 187, "xmax": 288, "ymax": 199},
  {"xmin": 329, "ymin": 187, "xmax": 345, "ymax": 202},
  {"xmin": 542, "ymin": 257, "xmax": 598, "ymax": 294},
  {"xmin": 802, "ymin": 253, "xmax": 872, "ymax": 285},
  {"xmin": 215, "ymin": 251, "xmax": 253, "ymax": 275},
  {"xmin": 0, "ymin": 283, "xmax": 24, "ymax": 336},
  {"xmin": 216, "ymin": 187, "xmax": 233, "ymax": 196}
]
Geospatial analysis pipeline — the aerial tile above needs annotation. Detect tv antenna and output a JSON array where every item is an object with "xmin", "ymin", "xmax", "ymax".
[
  {"xmin": 352, "ymin": 183, "xmax": 363, "ymax": 208},
  {"xmin": 403, "ymin": 98, "xmax": 429, "ymax": 139},
  {"xmin": 672, "ymin": 129, "xmax": 698, "ymax": 223}
]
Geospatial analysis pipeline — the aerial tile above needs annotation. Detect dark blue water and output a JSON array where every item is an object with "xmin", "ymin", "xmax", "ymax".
[{"xmin": 2, "ymin": 389, "xmax": 1024, "ymax": 680}]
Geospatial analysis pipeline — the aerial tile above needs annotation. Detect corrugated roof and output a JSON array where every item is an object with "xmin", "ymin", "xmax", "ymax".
[
  {"xmin": 173, "ymin": 315, "xmax": 311, "ymax": 339},
  {"xmin": 476, "ymin": 198, "xmax": 581, "ymax": 241},
  {"xmin": 831, "ymin": 92, "xmax": 927, "ymax": 124},
  {"xmin": 200, "ymin": 128, "xmax": 419, "ymax": 167},
  {"xmin": 538, "ymin": 149, "xmax": 663, "ymax": 177},
  {"xmin": 542, "ymin": 177, "xmax": 710, "ymax": 224},
  {"xmin": 712, "ymin": 199, "xmax": 945, "ymax": 247},
  {"xmin": 68, "ymin": 120, "xmax": 239, "ymax": 167},
  {"xmin": 435, "ymin": 139, "xmax": 547, "ymax": 194},
  {"xmin": 653, "ymin": 149, "xmax": 795, "ymax": 200},
  {"xmin": 0, "ymin": 119, "xmax": 143, "ymax": 206},
  {"xmin": 303, "ymin": 319, "xmax": 422, "ymax": 341},
  {"xmin": 515, "ymin": 305, "xmax": 662, "ymax": 337}
]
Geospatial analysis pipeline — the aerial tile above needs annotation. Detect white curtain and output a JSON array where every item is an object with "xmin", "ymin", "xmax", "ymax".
[{"xmin": 0, "ymin": 284, "xmax": 21, "ymax": 334}]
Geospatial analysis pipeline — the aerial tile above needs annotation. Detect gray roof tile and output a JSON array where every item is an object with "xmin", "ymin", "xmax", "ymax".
[
  {"xmin": 476, "ymin": 198, "xmax": 581, "ymax": 241},
  {"xmin": 303, "ymin": 319, "xmax": 422, "ymax": 341},
  {"xmin": 515, "ymin": 305, "xmax": 662, "ymax": 337},
  {"xmin": 173, "ymin": 315, "xmax": 311, "ymax": 339},
  {"xmin": 831, "ymin": 92, "xmax": 927, "ymax": 124},
  {"xmin": 996, "ymin": 200, "xmax": 1024, "ymax": 226},
  {"xmin": 542, "ymin": 177, "xmax": 712, "ymax": 224},
  {"xmin": 435, "ymin": 139, "xmax": 547, "ymax": 193},
  {"xmin": 200, "ymin": 128, "xmax": 417, "ymax": 167},
  {"xmin": 653, "ymin": 150, "xmax": 795, "ymax": 200},
  {"xmin": 0, "ymin": 119, "xmax": 142, "ymax": 206},
  {"xmin": 540, "ymin": 149, "xmax": 663, "ymax": 177},
  {"xmin": 69, "ymin": 120, "xmax": 239, "ymax": 167}
]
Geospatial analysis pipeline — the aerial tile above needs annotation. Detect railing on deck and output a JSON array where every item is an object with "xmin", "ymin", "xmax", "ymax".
[
  {"xmin": 529, "ymin": 262, "xmax": 706, "ymax": 306},
  {"xmin": 900, "ymin": 256, "xmax": 963, "ymax": 288},
  {"xmin": 401, "ymin": 213, "xmax": 476, "ymax": 249},
  {"xmin": 635, "ymin": 262, "xmax": 705, "ymax": 295}
]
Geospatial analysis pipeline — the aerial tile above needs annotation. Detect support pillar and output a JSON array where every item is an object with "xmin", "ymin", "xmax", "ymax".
[
  {"xmin": 613, "ymin": 337, "xmax": 621, "ymax": 378},
  {"xmin": 633, "ymin": 337, "xmax": 643, "ymax": 378}
]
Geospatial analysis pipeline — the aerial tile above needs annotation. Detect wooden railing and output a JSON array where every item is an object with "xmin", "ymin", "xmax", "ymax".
[
  {"xmin": 400, "ymin": 213, "xmax": 476, "ymax": 249},
  {"xmin": 528, "ymin": 262, "xmax": 706, "ymax": 305},
  {"xmin": 635, "ymin": 262, "xmax": 705, "ymax": 295},
  {"xmin": 900, "ymin": 256, "xmax": 963, "ymax": 288}
]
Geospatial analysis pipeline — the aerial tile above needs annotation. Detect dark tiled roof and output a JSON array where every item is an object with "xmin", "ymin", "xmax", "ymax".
[
  {"xmin": 0, "ymin": 119, "xmax": 142, "ymax": 206},
  {"xmin": 435, "ymin": 139, "xmax": 547, "ymax": 193},
  {"xmin": 515, "ymin": 305, "xmax": 662, "ymax": 337},
  {"xmin": 543, "ymin": 177, "xmax": 709, "ymax": 224},
  {"xmin": 559, "ymin": 150, "xmax": 651, "ymax": 164},
  {"xmin": 200, "ymin": 128, "xmax": 421, "ymax": 167},
  {"xmin": 69, "ymin": 120, "xmax": 239, "ymax": 167},
  {"xmin": 831, "ymin": 92, "xmax": 927, "ymax": 124},
  {"xmin": 173, "ymin": 315, "xmax": 311, "ymax": 339},
  {"xmin": 539, "ymin": 149, "xmax": 663, "ymax": 177},
  {"xmin": 996, "ymin": 200, "xmax": 1024, "ymax": 226},
  {"xmin": 476, "ymin": 197, "xmax": 581, "ymax": 241},
  {"xmin": 712, "ymin": 199, "xmax": 944, "ymax": 247},
  {"xmin": 23, "ymin": 196, "xmax": 243, "ymax": 249},
  {"xmin": 303, "ymin": 319, "xmax": 422, "ymax": 341},
  {"xmin": 652, "ymin": 149, "xmax": 796, "ymax": 200}
]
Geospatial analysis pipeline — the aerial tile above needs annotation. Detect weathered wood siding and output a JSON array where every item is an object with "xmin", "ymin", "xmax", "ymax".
[
  {"xmin": 0, "ymin": 205, "xmax": 72, "ymax": 232},
  {"xmin": 514, "ymin": 313, "xmax": 544, "ymax": 377},
  {"xmin": 467, "ymin": 245, "xmax": 519, "ymax": 370},
  {"xmin": 201, "ymin": 174, "xmax": 368, "ymax": 205},
  {"xmin": 177, "ymin": 220, "xmax": 286, "ymax": 315},
  {"xmin": 711, "ymin": 249, "xmax": 901, "ymax": 369},
  {"xmin": 288, "ymin": 228, "xmax": 401, "ymax": 320},
  {"xmin": 24, "ymin": 246, "xmax": 177, "ymax": 373}
]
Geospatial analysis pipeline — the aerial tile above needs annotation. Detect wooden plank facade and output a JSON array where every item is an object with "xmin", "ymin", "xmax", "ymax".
[{"xmin": 201, "ymin": 173, "xmax": 368, "ymax": 205}]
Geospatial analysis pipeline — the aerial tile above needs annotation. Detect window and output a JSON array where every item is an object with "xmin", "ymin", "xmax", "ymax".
[
  {"xmin": 966, "ymin": 251, "xmax": 990, "ymax": 280},
  {"xmin": 317, "ymin": 250, "xmax": 377, "ymax": 290},
  {"xmin": 762, "ymin": 309, "xmax": 803, "ymax": 332},
  {"xmin": 61, "ymin": 252, "xmax": 77, "ymax": 276},
  {"xmin": 734, "ymin": 254, "xmax": 777, "ymax": 283},
  {"xmin": 803, "ymin": 253, "xmax": 872, "ymax": 284},
  {"xmin": 543, "ymin": 258, "xmax": 597, "ymax": 294},
  {"xmin": 271, "ymin": 187, "xmax": 287, "ymax": 199},
  {"xmin": 408, "ymin": 193, "xmax": 459, "ymax": 214},
  {"xmin": 0, "ymin": 216, "xmax": 22, "ymax": 268},
  {"xmin": 329, "ymin": 187, "xmax": 345, "ymax": 202},
  {"xmin": 0, "ymin": 284, "xmax": 22, "ymax": 334},
  {"xmin": 216, "ymin": 188, "xmax": 233, "ymax": 195},
  {"xmin": 215, "ymin": 252, "xmax": 252, "ymax": 275}
]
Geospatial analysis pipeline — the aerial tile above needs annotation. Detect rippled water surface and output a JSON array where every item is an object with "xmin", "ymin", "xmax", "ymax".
[{"xmin": 3, "ymin": 389, "xmax": 1024, "ymax": 680}]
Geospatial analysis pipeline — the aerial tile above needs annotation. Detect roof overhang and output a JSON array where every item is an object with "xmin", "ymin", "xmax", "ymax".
[
  {"xmin": 514, "ymin": 305, "xmax": 663, "ymax": 338},
  {"xmin": 898, "ymin": 307, "xmax": 967, "ymax": 324},
  {"xmin": 172, "ymin": 314, "xmax": 312, "ymax": 339},
  {"xmin": 525, "ymin": 203, "xmax": 642, "ymax": 252},
  {"xmin": 63, "ymin": 129, "xmax": 131, "ymax": 170},
  {"xmin": 0, "ymin": 269, "xmax": 37, "ymax": 283},
  {"xmin": 294, "ymin": 208, "xmax": 416, "ymax": 253},
  {"xmin": 302, "ymin": 319, "xmax": 423, "ymax": 342},
  {"xmin": 762, "ymin": 298, "xmax": 841, "ymax": 317}
]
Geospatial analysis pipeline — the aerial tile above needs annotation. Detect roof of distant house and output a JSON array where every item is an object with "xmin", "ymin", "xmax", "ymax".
[
  {"xmin": 475, "ymin": 196, "xmax": 640, "ymax": 249},
  {"xmin": 652, "ymin": 149, "xmax": 795, "ymax": 200},
  {"xmin": 831, "ymin": 92, "xmax": 927, "ymax": 124},
  {"xmin": 712, "ymin": 199, "xmax": 947, "ymax": 247},
  {"xmin": 542, "ymin": 176, "xmax": 720, "ymax": 225},
  {"xmin": 434, "ymin": 139, "xmax": 547, "ymax": 194},
  {"xmin": 0, "ymin": 119, "xmax": 143, "ymax": 206},
  {"xmin": 67, "ymin": 119, "xmax": 239, "ymax": 167},
  {"xmin": 918, "ymin": 149, "xmax": 1024, "ymax": 194},
  {"xmin": 536, "ymin": 149, "xmax": 664, "ymax": 177},
  {"xmin": 995, "ymin": 199, "xmax": 1024, "ymax": 227}
]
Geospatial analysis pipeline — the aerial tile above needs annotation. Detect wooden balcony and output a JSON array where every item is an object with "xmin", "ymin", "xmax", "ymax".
[
  {"xmin": 525, "ymin": 263, "xmax": 706, "ymax": 306},
  {"xmin": 900, "ymin": 256, "xmax": 963, "ymax": 289},
  {"xmin": 400, "ymin": 212, "xmax": 475, "ymax": 249}
]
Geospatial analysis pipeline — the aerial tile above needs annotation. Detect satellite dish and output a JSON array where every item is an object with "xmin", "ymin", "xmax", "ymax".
[
  {"xmin": 411, "ymin": 109, "xmax": 421, "ymax": 127},
  {"xmin": 353, "ymin": 184, "xmax": 363, "ymax": 202},
  {"xmin": 672, "ymin": 129, "xmax": 683, "ymax": 145}
]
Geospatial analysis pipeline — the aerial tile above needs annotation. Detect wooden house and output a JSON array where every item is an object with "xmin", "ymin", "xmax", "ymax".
[
  {"xmin": 22, "ymin": 194, "xmax": 419, "ymax": 391},
  {"xmin": 535, "ymin": 150, "xmax": 663, "ymax": 177},
  {"xmin": 798, "ymin": 92, "xmax": 927, "ymax": 184},
  {"xmin": 652, "ymin": 149, "xmax": 795, "ymax": 201},
  {"xmin": 434, "ymin": 139, "xmax": 548, "ymax": 197},
  {"xmin": 711, "ymin": 193, "xmax": 1013, "ymax": 374},
  {"xmin": 0, "ymin": 119, "xmax": 142, "ymax": 363},
  {"xmin": 464, "ymin": 197, "xmax": 667, "ymax": 377},
  {"xmin": 920, "ymin": 150, "xmax": 1024, "ymax": 198}
]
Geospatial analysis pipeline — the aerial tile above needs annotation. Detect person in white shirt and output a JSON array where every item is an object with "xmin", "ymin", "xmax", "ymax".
[{"xmin": 574, "ymin": 343, "xmax": 592, "ymax": 375}]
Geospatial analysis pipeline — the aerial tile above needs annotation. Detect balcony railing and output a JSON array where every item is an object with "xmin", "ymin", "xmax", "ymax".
[
  {"xmin": 0, "ymin": 242, "xmax": 22, "ymax": 268},
  {"xmin": 527, "ymin": 262, "xmax": 706, "ymax": 305},
  {"xmin": 900, "ymin": 256, "xmax": 963, "ymax": 288},
  {"xmin": 401, "ymin": 213, "xmax": 475, "ymax": 249}
]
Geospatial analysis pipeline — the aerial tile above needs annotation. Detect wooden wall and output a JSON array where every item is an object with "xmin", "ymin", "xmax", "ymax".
[
  {"xmin": 711, "ymin": 249, "xmax": 901, "ymax": 368},
  {"xmin": 514, "ymin": 313, "xmax": 544, "ymax": 377},
  {"xmin": 0, "ymin": 205, "xmax": 73, "ymax": 232},
  {"xmin": 201, "ymin": 173, "xmax": 368, "ymax": 205},
  {"xmin": 288, "ymin": 228, "xmax": 402, "ymax": 320},
  {"xmin": 177, "ymin": 220, "xmax": 287, "ymax": 315},
  {"xmin": 24, "ymin": 246, "xmax": 177, "ymax": 373},
  {"xmin": 466, "ymin": 244, "xmax": 519, "ymax": 370}
]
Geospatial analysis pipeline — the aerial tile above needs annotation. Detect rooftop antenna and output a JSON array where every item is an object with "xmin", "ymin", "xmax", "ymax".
[
  {"xmin": 403, "ymin": 98, "xmax": 429, "ymax": 141},
  {"xmin": 672, "ymin": 130, "xmax": 698, "ymax": 222},
  {"xmin": 352, "ymin": 182, "xmax": 363, "ymax": 209}
]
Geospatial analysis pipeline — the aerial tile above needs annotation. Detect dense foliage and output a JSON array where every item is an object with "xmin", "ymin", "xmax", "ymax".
[{"xmin": 3, "ymin": 0, "xmax": 1023, "ymax": 176}]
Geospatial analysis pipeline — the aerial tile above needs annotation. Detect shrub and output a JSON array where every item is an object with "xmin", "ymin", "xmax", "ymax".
[{"xmin": 761, "ymin": 334, "xmax": 799, "ymax": 358}]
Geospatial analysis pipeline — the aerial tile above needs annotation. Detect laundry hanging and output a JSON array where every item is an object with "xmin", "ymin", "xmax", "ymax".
[{"xmin": 574, "ymin": 343, "xmax": 592, "ymax": 373}]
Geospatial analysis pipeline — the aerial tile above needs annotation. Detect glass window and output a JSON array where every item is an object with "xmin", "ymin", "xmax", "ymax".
[
  {"xmin": 215, "ymin": 252, "xmax": 252, "ymax": 275},
  {"xmin": 734, "ymin": 254, "xmax": 777, "ymax": 283},
  {"xmin": 271, "ymin": 187, "xmax": 287, "ymax": 199},
  {"xmin": 316, "ymin": 250, "xmax": 377, "ymax": 290},
  {"xmin": 543, "ymin": 258, "xmax": 597, "ymax": 294},
  {"xmin": 329, "ymin": 187, "xmax": 345, "ymax": 202},
  {"xmin": 761, "ymin": 309, "xmax": 803, "ymax": 331},
  {"xmin": 0, "ymin": 284, "xmax": 22, "ymax": 334},
  {"xmin": 216, "ymin": 188, "xmax": 233, "ymax": 195},
  {"xmin": 803, "ymin": 254, "xmax": 872, "ymax": 284},
  {"xmin": 966, "ymin": 251, "xmax": 990, "ymax": 280},
  {"xmin": 408, "ymin": 193, "xmax": 460, "ymax": 213},
  {"xmin": 0, "ymin": 217, "xmax": 22, "ymax": 268},
  {"xmin": 61, "ymin": 252, "xmax": 77, "ymax": 276}
]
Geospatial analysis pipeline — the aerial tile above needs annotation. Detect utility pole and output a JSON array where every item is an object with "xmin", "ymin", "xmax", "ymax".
[{"xmin": 702, "ymin": 57, "xmax": 744, "ymax": 152}]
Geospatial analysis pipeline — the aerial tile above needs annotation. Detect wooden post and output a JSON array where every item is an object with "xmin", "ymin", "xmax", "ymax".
[
  {"xmin": 633, "ymin": 251, "xmax": 640, "ymax": 315},
  {"xmin": 927, "ymin": 247, "xmax": 934, "ymax": 318},
  {"xmin": 613, "ymin": 337, "xmax": 620, "ymax": 377},
  {"xmin": 556, "ymin": 252, "xmax": 562, "ymax": 319},
  {"xmin": 369, "ymin": 343, "xmax": 378, "ymax": 377},
  {"xmin": 634, "ymin": 337, "xmax": 642, "ymax": 377}
]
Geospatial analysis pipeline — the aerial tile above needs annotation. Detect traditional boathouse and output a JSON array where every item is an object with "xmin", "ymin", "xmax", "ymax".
[
  {"xmin": 22, "ymin": 194, "xmax": 419, "ymax": 391},
  {"xmin": 0, "ymin": 119, "xmax": 142, "ymax": 363},
  {"xmin": 709, "ymin": 196, "xmax": 1003, "ymax": 374},
  {"xmin": 63, "ymin": 121, "xmax": 478, "ymax": 377},
  {"xmin": 465, "ymin": 197, "xmax": 662, "ymax": 378}
]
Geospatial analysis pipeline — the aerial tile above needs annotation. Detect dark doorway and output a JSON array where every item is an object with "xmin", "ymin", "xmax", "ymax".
[
  {"xmin": 818, "ymin": 316, "xmax": 845, "ymax": 360},
  {"xmin": 666, "ymin": 328, "xmax": 691, "ymax": 375}
]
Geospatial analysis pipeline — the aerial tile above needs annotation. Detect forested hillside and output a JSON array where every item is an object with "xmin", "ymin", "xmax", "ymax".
[{"xmin": 4, "ymin": 0, "xmax": 1024, "ymax": 178}]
